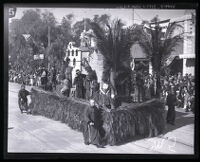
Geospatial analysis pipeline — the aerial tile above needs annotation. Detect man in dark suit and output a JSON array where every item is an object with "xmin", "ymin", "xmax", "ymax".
[
  {"xmin": 166, "ymin": 85, "xmax": 177, "ymax": 125},
  {"xmin": 73, "ymin": 69, "xmax": 86, "ymax": 99}
]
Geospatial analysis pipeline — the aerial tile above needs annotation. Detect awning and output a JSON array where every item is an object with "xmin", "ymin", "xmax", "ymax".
[
  {"xmin": 165, "ymin": 54, "xmax": 179, "ymax": 66},
  {"xmin": 179, "ymin": 54, "xmax": 195, "ymax": 59}
]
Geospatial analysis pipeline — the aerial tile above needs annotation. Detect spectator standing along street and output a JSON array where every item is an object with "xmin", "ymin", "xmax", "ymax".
[{"xmin": 166, "ymin": 85, "xmax": 177, "ymax": 125}]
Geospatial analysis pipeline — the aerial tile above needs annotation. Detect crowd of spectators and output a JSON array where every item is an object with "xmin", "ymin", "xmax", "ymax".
[
  {"xmin": 160, "ymin": 72, "xmax": 195, "ymax": 113},
  {"xmin": 9, "ymin": 67, "xmax": 60, "ymax": 91},
  {"xmin": 141, "ymin": 72, "xmax": 195, "ymax": 113},
  {"xmin": 9, "ymin": 67, "xmax": 195, "ymax": 113}
]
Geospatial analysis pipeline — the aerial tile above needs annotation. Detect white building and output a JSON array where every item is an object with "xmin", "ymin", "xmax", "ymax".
[
  {"xmin": 65, "ymin": 29, "xmax": 104, "ymax": 83},
  {"xmin": 65, "ymin": 42, "xmax": 81, "ymax": 83},
  {"xmin": 172, "ymin": 14, "xmax": 195, "ymax": 76},
  {"xmin": 164, "ymin": 13, "xmax": 195, "ymax": 76}
]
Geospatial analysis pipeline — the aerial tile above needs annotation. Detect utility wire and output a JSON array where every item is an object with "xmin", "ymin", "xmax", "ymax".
[{"xmin": 134, "ymin": 11, "xmax": 144, "ymax": 22}]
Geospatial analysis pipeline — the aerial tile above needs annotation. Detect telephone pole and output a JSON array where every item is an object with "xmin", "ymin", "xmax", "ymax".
[
  {"xmin": 132, "ymin": 8, "xmax": 134, "ymax": 25},
  {"xmin": 48, "ymin": 26, "xmax": 50, "ymax": 48},
  {"xmin": 46, "ymin": 25, "xmax": 50, "ymax": 69}
]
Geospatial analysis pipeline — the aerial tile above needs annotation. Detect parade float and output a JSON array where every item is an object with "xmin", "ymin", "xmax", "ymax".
[
  {"xmin": 29, "ymin": 21, "xmax": 165, "ymax": 146},
  {"xmin": 29, "ymin": 87, "xmax": 165, "ymax": 146}
]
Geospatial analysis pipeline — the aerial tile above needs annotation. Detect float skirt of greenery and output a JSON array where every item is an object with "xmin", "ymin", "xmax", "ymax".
[{"xmin": 29, "ymin": 88, "xmax": 165, "ymax": 145}]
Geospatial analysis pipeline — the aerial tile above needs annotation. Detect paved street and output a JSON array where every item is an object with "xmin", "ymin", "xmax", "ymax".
[{"xmin": 7, "ymin": 82, "xmax": 194, "ymax": 154}]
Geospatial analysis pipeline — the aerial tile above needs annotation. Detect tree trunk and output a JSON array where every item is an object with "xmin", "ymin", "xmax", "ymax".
[
  {"xmin": 155, "ymin": 70, "xmax": 161, "ymax": 99},
  {"xmin": 110, "ymin": 68, "xmax": 119, "ymax": 109}
]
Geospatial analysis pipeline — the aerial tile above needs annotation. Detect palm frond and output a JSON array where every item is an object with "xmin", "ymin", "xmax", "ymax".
[
  {"xmin": 90, "ymin": 19, "xmax": 136, "ymax": 85},
  {"xmin": 164, "ymin": 22, "xmax": 184, "ymax": 39},
  {"xmin": 131, "ymin": 26, "xmax": 152, "ymax": 58},
  {"xmin": 90, "ymin": 22, "xmax": 111, "ymax": 62},
  {"xmin": 161, "ymin": 35, "xmax": 183, "ymax": 64}
]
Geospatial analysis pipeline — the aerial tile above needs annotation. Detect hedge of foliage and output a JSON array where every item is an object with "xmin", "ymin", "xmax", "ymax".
[
  {"xmin": 102, "ymin": 100, "xmax": 165, "ymax": 145},
  {"xmin": 29, "ymin": 88, "xmax": 165, "ymax": 145}
]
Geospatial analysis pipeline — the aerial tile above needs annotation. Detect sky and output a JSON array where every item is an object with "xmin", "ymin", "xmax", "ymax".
[{"xmin": 10, "ymin": 7, "xmax": 195, "ymax": 26}]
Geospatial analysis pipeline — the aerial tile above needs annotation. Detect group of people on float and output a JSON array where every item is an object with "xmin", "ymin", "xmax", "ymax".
[{"xmin": 60, "ymin": 58, "xmax": 100, "ymax": 101}]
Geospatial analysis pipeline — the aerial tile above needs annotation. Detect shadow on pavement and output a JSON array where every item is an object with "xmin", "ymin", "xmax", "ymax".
[
  {"xmin": 113, "ymin": 109, "xmax": 194, "ymax": 147},
  {"xmin": 163, "ymin": 109, "xmax": 194, "ymax": 133}
]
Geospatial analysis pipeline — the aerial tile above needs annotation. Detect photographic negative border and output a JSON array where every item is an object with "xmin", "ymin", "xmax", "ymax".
[{"xmin": 2, "ymin": 0, "xmax": 200, "ymax": 159}]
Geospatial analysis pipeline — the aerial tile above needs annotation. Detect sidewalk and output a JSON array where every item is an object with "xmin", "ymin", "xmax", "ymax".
[{"xmin": 7, "ymin": 82, "xmax": 194, "ymax": 154}]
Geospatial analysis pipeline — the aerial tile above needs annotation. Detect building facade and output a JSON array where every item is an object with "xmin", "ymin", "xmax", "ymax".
[
  {"xmin": 65, "ymin": 29, "xmax": 104, "ymax": 83},
  {"xmin": 131, "ymin": 13, "xmax": 195, "ymax": 76},
  {"xmin": 173, "ymin": 14, "xmax": 195, "ymax": 76},
  {"xmin": 65, "ymin": 42, "xmax": 82, "ymax": 83}
]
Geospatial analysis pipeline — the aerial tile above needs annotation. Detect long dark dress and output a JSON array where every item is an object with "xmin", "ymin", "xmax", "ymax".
[
  {"xmin": 166, "ymin": 93, "xmax": 177, "ymax": 124},
  {"xmin": 83, "ymin": 106, "xmax": 106, "ymax": 147},
  {"xmin": 84, "ymin": 78, "xmax": 91, "ymax": 100},
  {"xmin": 73, "ymin": 74, "xmax": 86, "ymax": 99},
  {"xmin": 90, "ymin": 81, "xmax": 100, "ymax": 100}
]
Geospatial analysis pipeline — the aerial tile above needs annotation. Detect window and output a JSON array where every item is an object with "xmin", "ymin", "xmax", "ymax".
[
  {"xmin": 72, "ymin": 50, "xmax": 74, "ymax": 56},
  {"xmin": 73, "ymin": 58, "xmax": 76, "ymax": 66},
  {"xmin": 76, "ymin": 50, "xmax": 78, "ymax": 56},
  {"xmin": 68, "ymin": 50, "xmax": 70, "ymax": 56}
]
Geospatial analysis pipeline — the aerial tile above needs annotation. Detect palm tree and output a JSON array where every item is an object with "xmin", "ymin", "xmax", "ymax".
[
  {"xmin": 132, "ymin": 20, "xmax": 183, "ymax": 74},
  {"xmin": 131, "ymin": 20, "xmax": 183, "ymax": 93},
  {"xmin": 90, "ymin": 19, "xmax": 135, "ymax": 108}
]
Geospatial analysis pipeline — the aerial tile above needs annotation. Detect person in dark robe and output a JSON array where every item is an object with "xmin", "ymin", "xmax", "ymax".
[
  {"xmin": 73, "ymin": 70, "xmax": 86, "ymax": 99},
  {"xmin": 81, "ymin": 58, "xmax": 98, "ymax": 100},
  {"xmin": 90, "ymin": 79, "xmax": 100, "ymax": 100},
  {"xmin": 166, "ymin": 85, "xmax": 177, "ymax": 125},
  {"xmin": 84, "ymin": 75, "xmax": 91, "ymax": 100},
  {"xmin": 83, "ymin": 99, "xmax": 106, "ymax": 148}
]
